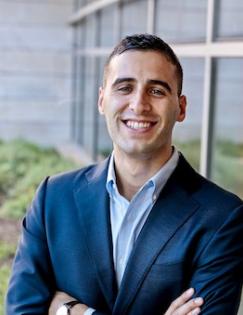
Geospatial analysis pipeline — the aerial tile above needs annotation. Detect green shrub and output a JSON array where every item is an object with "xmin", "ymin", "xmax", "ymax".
[
  {"xmin": 0, "ymin": 139, "xmax": 80, "ymax": 313},
  {"xmin": 174, "ymin": 139, "xmax": 200, "ymax": 170},
  {"xmin": 0, "ymin": 242, "xmax": 16, "ymax": 261},
  {"xmin": 0, "ymin": 264, "xmax": 11, "ymax": 315},
  {"xmin": 0, "ymin": 140, "xmax": 78, "ymax": 219},
  {"xmin": 0, "ymin": 242, "xmax": 16, "ymax": 313}
]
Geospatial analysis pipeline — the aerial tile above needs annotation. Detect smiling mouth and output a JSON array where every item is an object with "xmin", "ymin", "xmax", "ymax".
[{"xmin": 122, "ymin": 120, "xmax": 157, "ymax": 130}]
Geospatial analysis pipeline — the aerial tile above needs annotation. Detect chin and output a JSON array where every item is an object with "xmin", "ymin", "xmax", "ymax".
[
  {"xmin": 115, "ymin": 138, "xmax": 168, "ymax": 157},
  {"xmin": 121, "ymin": 146, "xmax": 157, "ymax": 158}
]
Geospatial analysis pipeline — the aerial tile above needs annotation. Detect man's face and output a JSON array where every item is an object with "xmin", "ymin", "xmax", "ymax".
[{"xmin": 98, "ymin": 50, "xmax": 186, "ymax": 159}]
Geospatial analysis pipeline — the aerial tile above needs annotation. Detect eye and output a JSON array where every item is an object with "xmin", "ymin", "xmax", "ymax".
[
  {"xmin": 149, "ymin": 87, "xmax": 166, "ymax": 96},
  {"xmin": 116, "ymin": 85, "xmax": 133, "ymax": 94}
]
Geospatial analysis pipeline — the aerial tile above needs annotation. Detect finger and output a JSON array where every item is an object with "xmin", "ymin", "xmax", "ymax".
[
  {"xmin": 165, "ymin": 288, "xmax": 194, "ymax": 314},
  {"xmin": 188, "ymin": 307, "xmax": 201, "ymax": 315},
  {"xmin": 176, "ymin": 297, "xmax": 204, "ymax": 315}
]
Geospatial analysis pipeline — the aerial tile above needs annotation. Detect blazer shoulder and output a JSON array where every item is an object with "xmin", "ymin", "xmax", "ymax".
[
  {"xmin": 44, "ymin": 157, "xmax": 109, "ymax": 192},
  {"xmin": 48, "ymin": 164, "xmax": 94, "ymax": 185}
]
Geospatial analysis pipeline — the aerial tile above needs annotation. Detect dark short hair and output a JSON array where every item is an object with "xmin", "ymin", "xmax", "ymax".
[{"xmin": 104, "ymin": 34, "xmax": 183, "ymax": 95}]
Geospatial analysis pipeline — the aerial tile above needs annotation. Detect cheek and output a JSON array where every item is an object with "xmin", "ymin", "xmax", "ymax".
[
  {"xmin": 105, "ymin": 101, "xmax": 127, "ymax": 120},
  {"xmin": 166, "ymin": 101, "xmax": 181, "ymax": 119},
  {"xmin": 104, "ymin": 94, "xmax": 120, "ymax": 108},
  {"xmin": 157, "ymin": 105, "xmax": 176, "ymax": 120},
  {"xmin": 102, "ymin": 108, "xmax": 118, "ymax": 132}
]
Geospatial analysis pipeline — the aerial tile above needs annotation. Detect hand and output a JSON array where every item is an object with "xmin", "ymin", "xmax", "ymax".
[
  {"xmin": 164, "ymin": 288, "xmax": 204, "ymax": 315},
  {"xmin": 48, "ymin": 291, "xmax": 88, "ymax": 315}
]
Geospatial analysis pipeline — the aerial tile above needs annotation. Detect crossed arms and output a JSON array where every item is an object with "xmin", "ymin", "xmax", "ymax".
[{"xmin": 48, "ymin": 289, "xmax": 204, "ymax": 315}]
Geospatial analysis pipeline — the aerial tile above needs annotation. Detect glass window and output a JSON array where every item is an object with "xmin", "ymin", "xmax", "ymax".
[
  {"xmin": 155, "ymin": 0, "xmax": 207, "ymax": 43},
  {"xmin": 173, "ymin": 58, "xmax": 205, "ymax": 170},
  {"xmin": 83, "ymin": 14, "xmax": 97, "ymax": 48},
  {"xmin": 211, "ymin": 58, "xmax": 243, "ymax": 198},
  {"xmin": 100, "ymin": 4, "xmax": 118, "ymax": 47},
  {"xmin": 75, "ymin": 22, "xmax": 85, "ymax": 49},
  {"xmin": 72, "ymin": 55, "xmax": 85, "ymax": 144},
  {"xmin": 97, "ymin": 56, "xmax": 112, "ymax": 157},
  {"xmin": 73, "ymin": 0, "xmax": 85, "ymax": 11},
  {"xmin": 120, "ymin": 0, "xmax": 148, "ymax": 38},
  {"xmin": 83, "ymin": 56, "xmax": 97, "ymax": 156},
  {"xmin": 214, "ymin": 0, "xmax": 243, "ymax": 40}
]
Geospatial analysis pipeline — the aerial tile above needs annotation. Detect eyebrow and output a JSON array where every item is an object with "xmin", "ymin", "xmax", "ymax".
[
  {"xmin": 111, "ymin": 77, "xmax": 135, "ymax": 88},
  {"xmin": 111, "ymin": 77, "xmax": 172, "ymax": 94},
  {"xmin": 148, "ymin": 79, "xmax": 172, "ymax": 94}
]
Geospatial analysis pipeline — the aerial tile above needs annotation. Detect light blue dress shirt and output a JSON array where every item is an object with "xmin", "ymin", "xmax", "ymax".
[{"xmin": 84, "ymin": 148, "xmax": 179, "ymax": 315}]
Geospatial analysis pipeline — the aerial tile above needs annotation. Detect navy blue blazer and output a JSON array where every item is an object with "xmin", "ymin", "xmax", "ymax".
[{"xmin": 6, "ymin": 154, "xmax": 243, "ymax": 314}]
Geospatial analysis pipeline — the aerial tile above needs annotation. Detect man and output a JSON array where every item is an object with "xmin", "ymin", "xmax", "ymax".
[{"xmin": 6, "ymin": 34, "xmax": 243, "ymax": 315}]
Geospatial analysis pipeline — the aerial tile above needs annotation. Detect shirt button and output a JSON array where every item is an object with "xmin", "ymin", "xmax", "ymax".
[{"xmin": 153, "ymin": 194, "xmax": 157, "ymax": 201}]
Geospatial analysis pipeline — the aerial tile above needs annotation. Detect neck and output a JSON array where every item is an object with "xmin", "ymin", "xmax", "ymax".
[{"xmin": 113, "ymin": 147, "xmax": 173, "ymax": 201}]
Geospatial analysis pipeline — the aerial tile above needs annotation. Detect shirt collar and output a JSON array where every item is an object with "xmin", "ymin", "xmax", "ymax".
[
  {"xmin": 106, "ymin": 152, "xmax": 117, "ymax": 196},
  {"xmin": 106, "ymin": 148, "xmax": 179, "ymax": 199}
]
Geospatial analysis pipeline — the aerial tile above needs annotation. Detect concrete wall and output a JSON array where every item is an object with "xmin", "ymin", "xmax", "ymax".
[{"xmin": 0, "ymin": 0, "xmax": 73, "ymax": 146}]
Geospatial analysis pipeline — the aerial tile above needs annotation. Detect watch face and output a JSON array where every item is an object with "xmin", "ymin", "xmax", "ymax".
[{"xmin": 56, "ymin": 305, "xmax": 68, "ymax": 315}]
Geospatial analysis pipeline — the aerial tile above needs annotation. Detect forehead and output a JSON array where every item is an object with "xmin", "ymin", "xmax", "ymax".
[{"xmin": 106, "ymin": 50, "xmax": 177, "ymax": 87}]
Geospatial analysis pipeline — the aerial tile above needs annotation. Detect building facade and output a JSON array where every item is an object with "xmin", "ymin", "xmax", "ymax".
[
  {"xmin": 70, "ymin": 0, "xmax": 243, "ymax": 201},
  {"xmin": 0, "ymin": 0, "xmax": 73, "ymax": 146}
]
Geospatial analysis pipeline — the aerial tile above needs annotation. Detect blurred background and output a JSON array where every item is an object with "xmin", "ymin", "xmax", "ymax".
[{"xmin": 0, "ymin": 0, "xmax": 242, "ymax": 313}]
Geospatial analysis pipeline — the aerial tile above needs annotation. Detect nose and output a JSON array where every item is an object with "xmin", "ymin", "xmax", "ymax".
[{"xmin": 129, "ymin": 91, "xmax": 151, "ymax": 114}]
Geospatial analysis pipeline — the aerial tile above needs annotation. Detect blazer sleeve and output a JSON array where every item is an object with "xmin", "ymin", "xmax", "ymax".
[
  {"xmin": 5, "ymin": 178, "xmax": 55, "ymax": 314},
  {"xmin": 190, "ymin": 204, "xmax": 243, "ymax": 314}
]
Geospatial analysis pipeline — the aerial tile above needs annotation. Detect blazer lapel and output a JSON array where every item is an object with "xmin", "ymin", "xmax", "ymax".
[
  {"xmin": 113, "ymin": 156, "xmax": 200, "ymax": 315},
  {"xmin": 73, "ymin": 158, "xmax": 117, "ymax": 311}
]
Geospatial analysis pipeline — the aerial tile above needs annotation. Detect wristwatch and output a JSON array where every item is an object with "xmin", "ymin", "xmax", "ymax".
[{"xmin": 56, "ymin": 300, "xmax": 80, "ymax": 315}]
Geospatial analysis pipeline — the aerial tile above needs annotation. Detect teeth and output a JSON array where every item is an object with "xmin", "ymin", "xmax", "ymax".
[{"xmin": 126, "ymin": 121, "xmax": 151, "ymax": 129}]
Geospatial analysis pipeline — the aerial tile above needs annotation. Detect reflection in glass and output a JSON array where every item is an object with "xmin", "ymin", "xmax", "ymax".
[
  {"xmin": 173, "ymin": 58, "xmax": 204, "ymax": 170},
  {"xmin": 120, "ymin": 0, "xmax": 147, "ymax": 38},
  {"xmin": 97, "ymin": 57, "xmax": 112, "ymax": 157},
  {"xmin": 72, "ymin": 55, "xmax": 85, "ymax": 145},
  {"xmin": 83, "ymin": 14, "xmax": 97, "ymax": 48},
  {"xmin": 212, "ymin": 58, "xmax": 243, "ymax": 198},
  {"xmin": 155, "ymin": 0, "xmax": 207, "ymax": 43},
  {"xmin": 100, "ymin": 4, "xmax": 118, "ymax": 47},
  {"xmin": 75, "ymin": 0, "xmax": 86, "ymax": 9},
  {"xmin": 83, "ymin": 56, "xmax": 97, "ymax": 155},
  {"xmin": 214, "ymin": 0, "xmax": 243, "ymax": 40}
]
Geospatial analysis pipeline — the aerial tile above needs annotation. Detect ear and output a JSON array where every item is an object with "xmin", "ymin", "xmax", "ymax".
[
  {"xmin": 98, "ymin": 86, "xmax": 105, "ymax": 115},
  {"xmin": 176, "ymin": 95, "xmax": 187, "ymax": 122}
]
